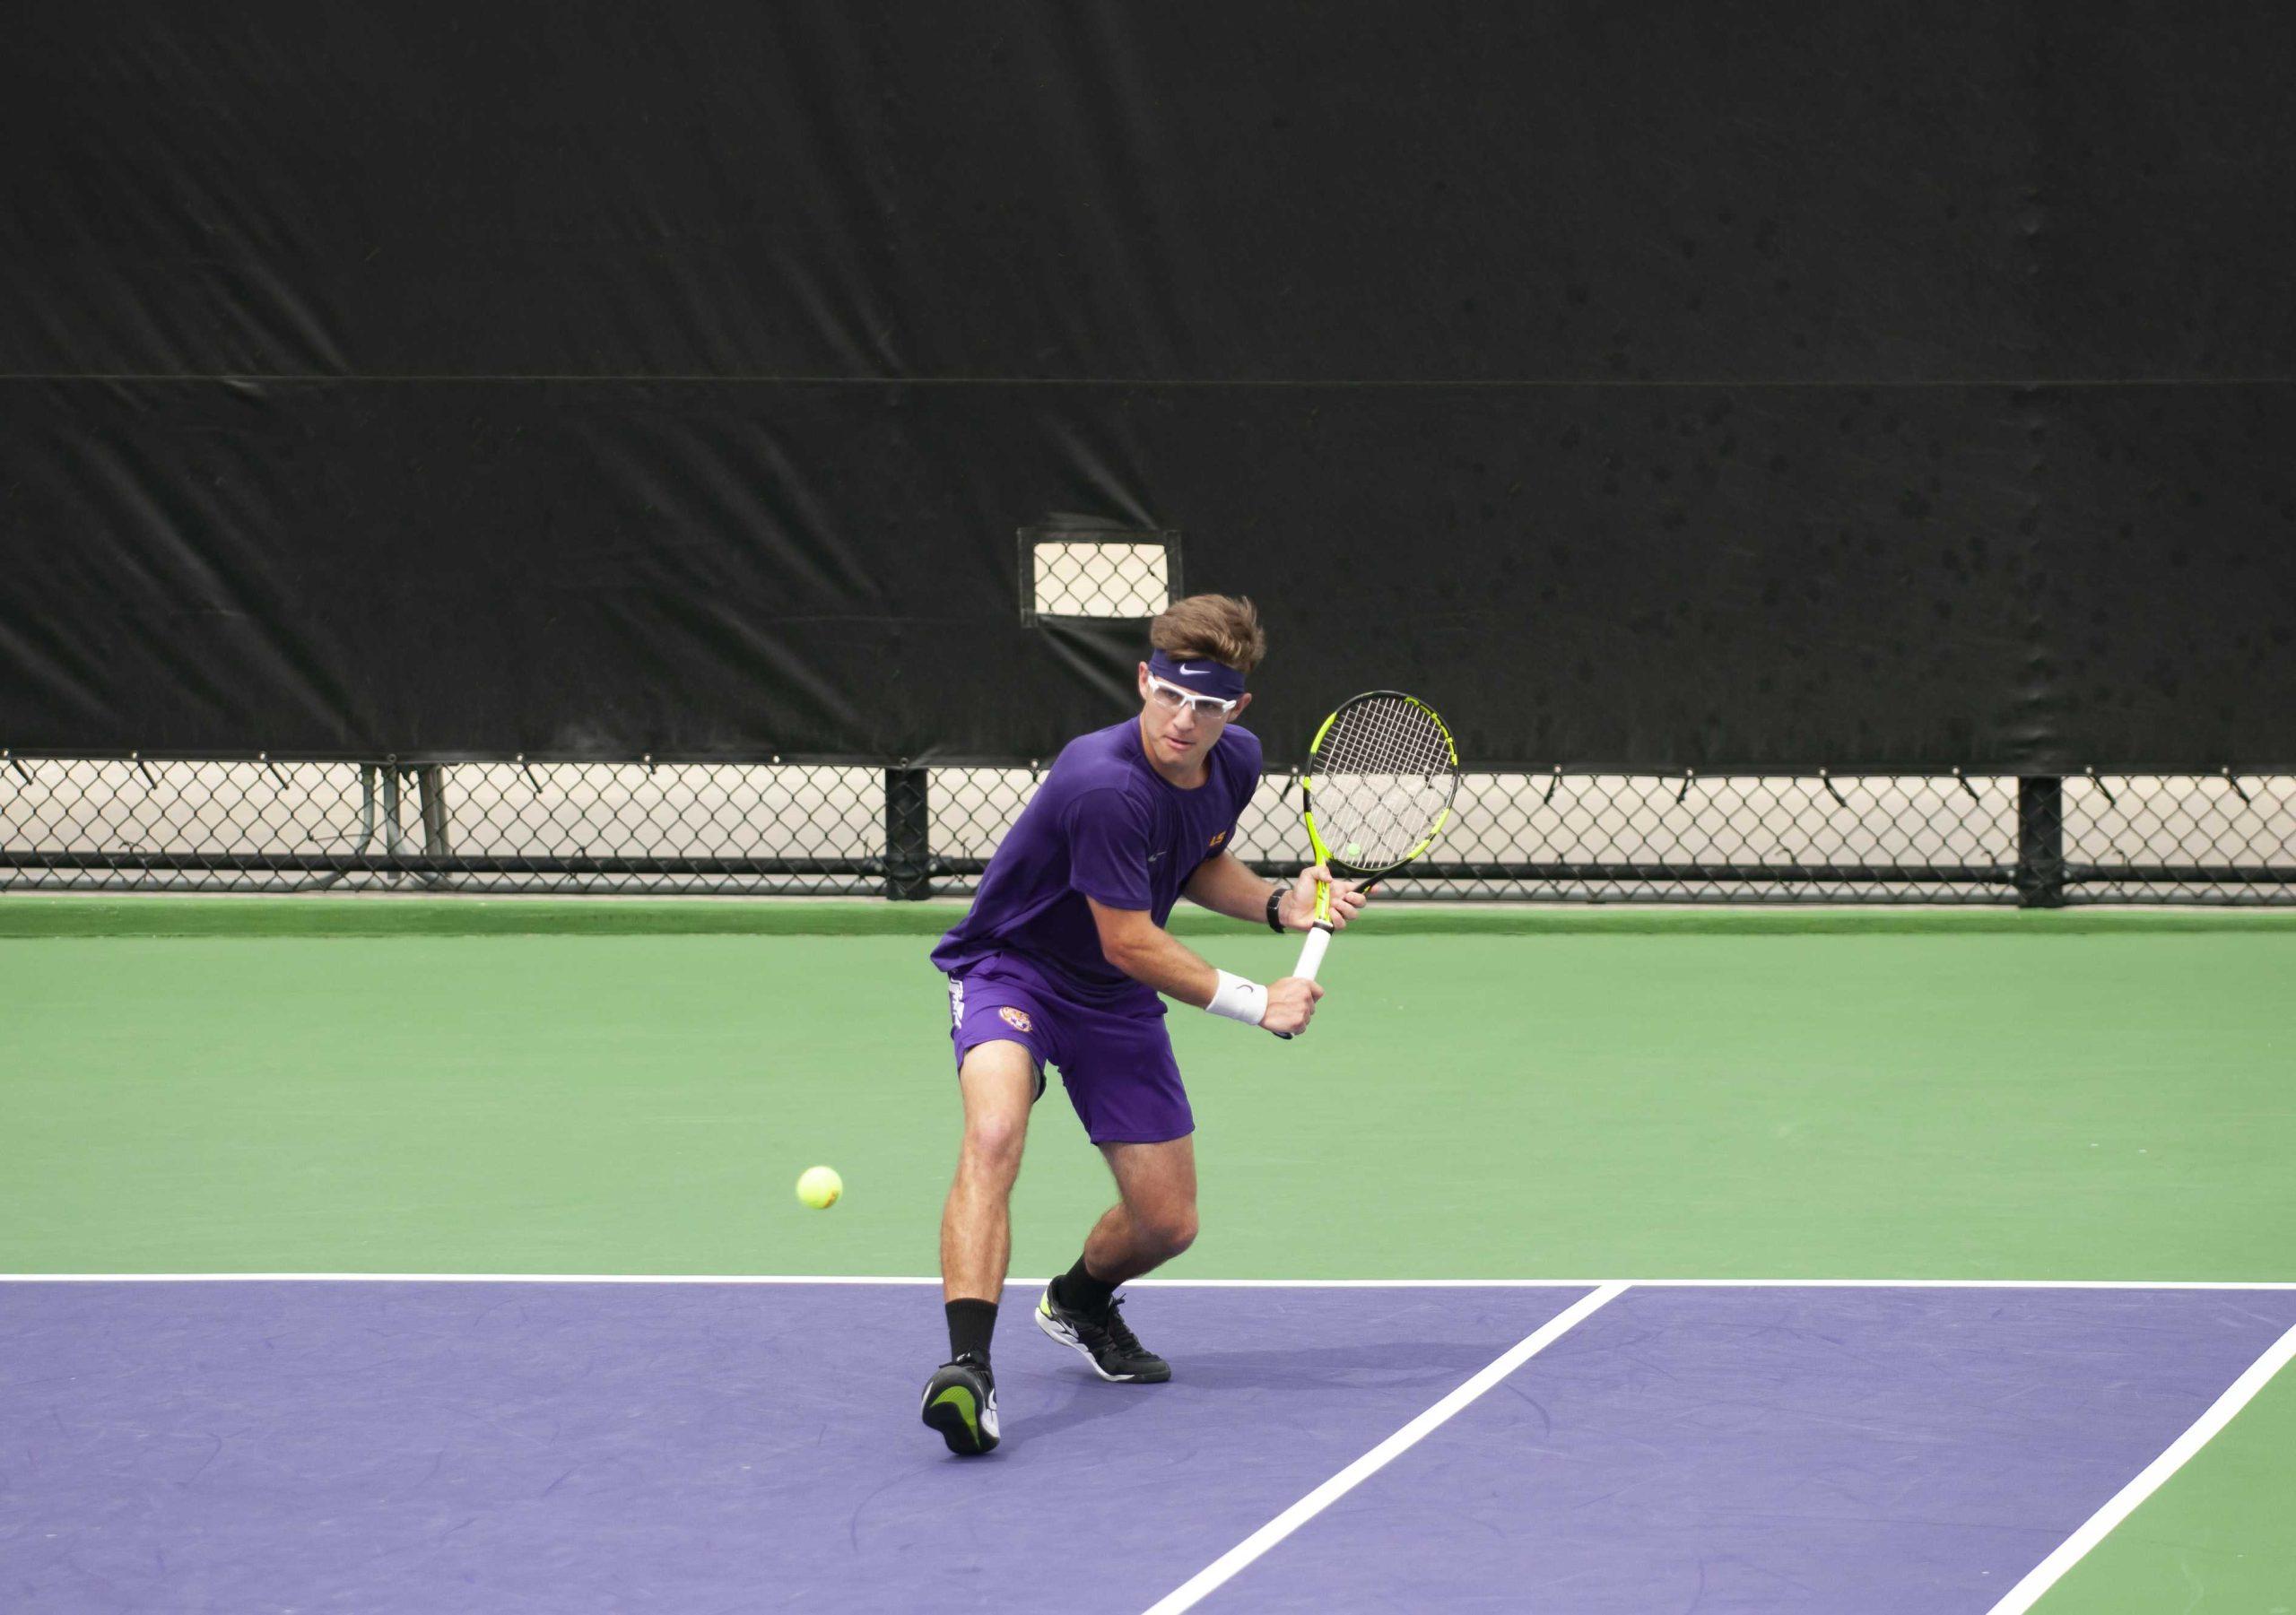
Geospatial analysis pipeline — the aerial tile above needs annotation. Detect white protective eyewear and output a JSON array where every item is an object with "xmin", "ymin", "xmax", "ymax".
[{"xmin": 1145, "ymin": 671, "xmax": 1241, "ymax": 719}]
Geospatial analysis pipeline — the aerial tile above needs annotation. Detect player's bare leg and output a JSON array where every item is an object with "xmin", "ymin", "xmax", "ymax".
[
  {"xmin": 923, "ymin": 1038, "xmax": 1036, "ymax": 1455},
  {"xmin": 1036, "ymin": 1135, "xmax": 1196, "ymax": 1384},
  {"xmin": 1084, "ymin": 1136, "xmax": 1199, "ymax": 1282},
  {"xmin": 938, "ymin": 1039, "xmax": 1038, "ymax": 1304}
]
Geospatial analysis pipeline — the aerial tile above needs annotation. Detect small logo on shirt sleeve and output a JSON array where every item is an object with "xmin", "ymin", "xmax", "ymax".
[{"xmin": 1208, "ymin": 829, "xmax": 1229, "ymax": 849}]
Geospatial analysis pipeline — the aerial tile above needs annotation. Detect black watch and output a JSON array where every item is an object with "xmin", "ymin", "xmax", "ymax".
[{"xmin": 1265, "ymin": 887, "xmax": 1287, "ymax": 933}]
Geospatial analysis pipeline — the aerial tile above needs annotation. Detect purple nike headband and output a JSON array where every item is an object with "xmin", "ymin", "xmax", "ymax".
[{"xmin": 1147, "ymin": 649, "xmax": 1247, "ymax": 700}]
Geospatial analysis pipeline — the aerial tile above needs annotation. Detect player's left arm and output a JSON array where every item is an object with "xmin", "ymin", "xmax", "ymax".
[{"xmin": 1183, "ymin": 850, "xmax": 1370, "ymax": 933}]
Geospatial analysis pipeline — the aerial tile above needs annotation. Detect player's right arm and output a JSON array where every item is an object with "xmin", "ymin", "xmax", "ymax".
[{"xmin": 1087, "ymin": 899, "xmax": 1323, "ymax": 1035}]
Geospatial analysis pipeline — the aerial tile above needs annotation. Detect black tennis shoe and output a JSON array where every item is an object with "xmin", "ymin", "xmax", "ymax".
[
  {"xmin": 919, "ymin": 1352, "xmax": 1000, "ymax": 1455},
  {"xmin": 1035, "ymin": 1284, "xmax": 1171, "ymax": 1383}
]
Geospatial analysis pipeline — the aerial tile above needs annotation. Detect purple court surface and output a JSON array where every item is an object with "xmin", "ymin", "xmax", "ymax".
[{"xmin": 4, "ymin": 1280, "xmax": 2292, "ymax": 1612}]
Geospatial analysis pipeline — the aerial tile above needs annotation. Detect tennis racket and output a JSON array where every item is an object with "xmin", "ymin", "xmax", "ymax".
[{"xmin": 1287, "ymin": 690, "xmax": 1460, "ymax": 989}]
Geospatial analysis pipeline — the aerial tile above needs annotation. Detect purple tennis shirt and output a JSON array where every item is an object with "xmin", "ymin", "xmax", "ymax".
[{"xmin": 931, "ymin": 717, "xmax": 1265, "ymax": 1010}]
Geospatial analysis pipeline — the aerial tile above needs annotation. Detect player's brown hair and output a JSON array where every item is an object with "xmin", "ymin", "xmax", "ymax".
[{"xmin": 1149, "ymin": 594, "xmax": 1267, "ymax": 673}]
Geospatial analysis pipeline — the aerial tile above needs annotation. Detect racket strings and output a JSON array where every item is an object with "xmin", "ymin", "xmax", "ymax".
[{"xmin": 1311, "ymin": 697, "xmax": 1455, "ymax": 869}]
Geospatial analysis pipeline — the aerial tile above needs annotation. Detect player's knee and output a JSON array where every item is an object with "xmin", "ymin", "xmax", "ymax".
[
  {"xmin": 961, "ymin": 1110, "xmax": 1027, "ymax": 1171},
  {"xmin": 1144, "ymin": 1207, "xmax": 1197, "ymax": 1259}
]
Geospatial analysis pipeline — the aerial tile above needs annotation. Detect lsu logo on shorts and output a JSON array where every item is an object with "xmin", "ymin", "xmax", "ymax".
[
  {"xmin": 946, "ymin": 977, "xmax": 965, "ymax": 1031},
  {"xmin": 1208, "ymin": 829, "xmax": 1229, "ymax": 849},
  {"xmin": 997, "ymin": 1006, "xmax": 1035, "ymax": 1034}
]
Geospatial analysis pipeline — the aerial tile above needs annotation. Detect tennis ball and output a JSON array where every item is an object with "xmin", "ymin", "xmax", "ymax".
[
  {"xmin": 1342, "ymin": 842, "xmax": 1362, "ymax": 860},
  {"xmin": 796, "ymin": 1166, "xmax": 843, "ymax": 1210}
]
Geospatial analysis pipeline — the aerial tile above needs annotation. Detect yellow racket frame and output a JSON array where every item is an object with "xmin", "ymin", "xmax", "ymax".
[{"xmin": 1292, "ymin": 690, "xmax": 1458, "ymax": 978}]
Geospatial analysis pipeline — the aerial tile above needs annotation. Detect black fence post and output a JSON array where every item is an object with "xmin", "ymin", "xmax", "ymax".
[
  {"xmin": 2015, "ymin": 776, "xmax": 2066, "ymax": 907},
  {"xmin": 883, "ymin": 765, "xmax": 933, "ymax": 900},
  {"xmin": 379, "ymin": 760, "xmax": 404, "ymax": 863},
  {"xmin": 416, "ymin": 766, "xmax": 451, "ymax": 858},
  {"xmin": 415, "ymin": 764, "xmax": 453, "ymax": 890}
]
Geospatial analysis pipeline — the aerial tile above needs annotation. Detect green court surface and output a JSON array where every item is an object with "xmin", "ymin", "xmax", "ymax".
[
  {"xmin": 2039, "ymin": 1360, "xmax": 2296, "ymax": 1615},
  {"xmin": 4, "ymin": 895, "xmax": 2292, "ymax": 1612}
]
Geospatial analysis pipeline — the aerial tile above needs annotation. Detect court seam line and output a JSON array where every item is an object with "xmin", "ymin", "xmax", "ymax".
[
  {"xmin": 5, "ymin": 1274, "xmax": 2293, "ymax": 1289},
  {"xmin": 1983, "ymin": 1321, "xmax": 2296, "ymax": 1615},
  {"xmin": 1137, "ymin": 1281, "xmax": 1631, "ymax": 1615}
]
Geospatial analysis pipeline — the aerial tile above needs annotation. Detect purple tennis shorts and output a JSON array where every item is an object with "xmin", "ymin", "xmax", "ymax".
[{"xmin": 944, "ymin": 957, "xmax": 1195, "ymax": 1145}]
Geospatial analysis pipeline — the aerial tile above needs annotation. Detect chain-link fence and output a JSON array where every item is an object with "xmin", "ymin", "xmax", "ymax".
[
  {"xmin": 12, "ymin": 543, "xmax": 2286, "ymax": 903},
  {"xmin": 4, "ymin": 752, "xmax": 2290, "ymax": 904}
]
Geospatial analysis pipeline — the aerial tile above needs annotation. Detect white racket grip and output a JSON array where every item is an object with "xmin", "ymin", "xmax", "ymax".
[{"xmin": 1293, "ymin": 922, "xmax": 1335, "ymax": 984}]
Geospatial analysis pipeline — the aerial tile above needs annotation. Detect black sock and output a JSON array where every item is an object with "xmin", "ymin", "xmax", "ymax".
[
  {"xmin": 1056, "ymin": 1255, "xmax": 1118, "ymax": 1316},
  {"xmin": 945, "ymin": 1298, "xmax": 997, "ymax": 1364}
]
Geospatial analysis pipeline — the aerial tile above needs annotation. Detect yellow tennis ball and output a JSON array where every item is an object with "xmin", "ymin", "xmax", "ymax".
[
  {"xmin": 1342, "ymin": 842, "xmax": 1362, "ymax": 861},
  {"xmin": 796, "ymin": 1166, "xmax": 843, "ymax": 1210}
]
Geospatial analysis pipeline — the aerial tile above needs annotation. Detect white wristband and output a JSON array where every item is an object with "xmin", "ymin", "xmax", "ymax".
[{"xmin": 1206, "ymin": 969, "xmax": 1268, "ymax": 1027}]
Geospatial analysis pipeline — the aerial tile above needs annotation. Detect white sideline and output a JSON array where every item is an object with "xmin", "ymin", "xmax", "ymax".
[
  {"xmin": 1137, "ymin": 1282, "xmax": 1630, "ymax": 1615},
  {"xmin": 3, "ymin": 1273, "xmax": 2293, "ymax": 1289},
  {"xmin": 1983, "ymin": 1322, "xmax": 2296, "ymax": 1615}
]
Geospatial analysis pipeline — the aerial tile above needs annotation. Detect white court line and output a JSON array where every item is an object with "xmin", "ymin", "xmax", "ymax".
[
  {"xmin": 1138, "ymin": 1282, "xmax": 1630, "ymax": 1615},
  {"xmin": 1985, "ymin": 1321, "xmax": 2296, "ymax": 1613},
  {"xmin": 3, "ymin": 1273, "xmax": 2292, "ymax": 1289},
  {"xmin": 1136, "ymin": 1278, "xmax": 2296, "ymax": 1291}
]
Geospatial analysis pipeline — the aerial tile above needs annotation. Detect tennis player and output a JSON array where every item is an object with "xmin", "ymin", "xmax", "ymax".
[{"xmin": 919, "ymin": 594, "xmax": 1369, "ymax": 1455}]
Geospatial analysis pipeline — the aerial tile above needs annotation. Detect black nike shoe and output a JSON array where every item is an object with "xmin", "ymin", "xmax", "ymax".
[
  {"xmin": 919, "ymin": 1353, "xmax": 1000, "ymax": 1455},
  {"xmin": 1035, "ymin": 1283, "xmax": 1171, "ymax": 1383}
]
